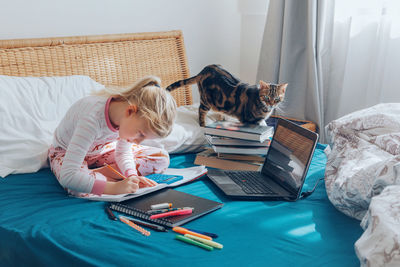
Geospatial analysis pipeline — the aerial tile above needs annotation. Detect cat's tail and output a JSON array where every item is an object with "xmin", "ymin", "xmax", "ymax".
[{"xmin": 166, "ymin": 75, "xmax": 200, "ymax": 92}]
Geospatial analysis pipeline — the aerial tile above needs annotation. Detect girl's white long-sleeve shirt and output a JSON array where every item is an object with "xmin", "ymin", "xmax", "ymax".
[{"xmin": 52, "ymin": 96, "xmax": 137, "ymax": 195}]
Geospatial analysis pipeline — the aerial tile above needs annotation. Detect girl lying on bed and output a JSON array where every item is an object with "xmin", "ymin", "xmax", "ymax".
[{"xmin": 48, "ymin": 76, "xmax": 177, "ymax": 197}]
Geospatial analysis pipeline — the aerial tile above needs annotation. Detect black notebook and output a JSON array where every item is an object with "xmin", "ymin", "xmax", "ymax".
[{"xmin": 109, "ymin": 188, "xmax": 223, "ymax": 228}]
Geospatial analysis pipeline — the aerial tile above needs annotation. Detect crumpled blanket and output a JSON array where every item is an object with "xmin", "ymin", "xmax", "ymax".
[
  {"xmin": 325, "ymin": 103, "xmax": 400, "ymax": 266},
  {"xmin": 325, "ymin": 103, "xmax": 400, "ymax": 220},
  {"xmin": 355, "ymin": 185, "xmax": 400, "ymax": 266}
]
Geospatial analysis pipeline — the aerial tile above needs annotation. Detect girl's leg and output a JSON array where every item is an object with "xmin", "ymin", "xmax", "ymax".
[
  {"xmin": 48, "ymin": 146, "xmax": 105, "ymax": 196},
  {"xmin": 85, "ymin": 143, "xmax": 125, "ymax": 181},
  {"xmin": 85, "ymin": 143, "xmax": 169, "ymax": 177},
  {"xmin": 48, "ymin": 146, "xmax": 90, "ymax": 182},
  {"xmin": 131, "ymin": 144, "xmax": 170, "ymax": 176},
  {"xmin": 48, "ymin": 146, "xmax": 64, "ymax": 182},
  {"xmin": 87, "ymin": 154, "xmax": 121, "ymax": 181}
]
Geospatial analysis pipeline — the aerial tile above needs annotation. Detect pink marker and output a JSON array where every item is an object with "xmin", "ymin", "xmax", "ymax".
[{"xmin": 150, "ymin": 208, "xmax": 193, "ymax": 219}]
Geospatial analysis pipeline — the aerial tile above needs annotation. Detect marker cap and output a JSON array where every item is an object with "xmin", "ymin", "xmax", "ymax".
[{"xmin": 150, "ymin": 202, "xmax": 172, "ymax": 210}]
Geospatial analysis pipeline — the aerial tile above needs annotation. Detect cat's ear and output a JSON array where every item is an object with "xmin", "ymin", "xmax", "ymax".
[
  {"xmin": 259, "ymin": 80, "xmax": 270, "ymax": 89},
  {"xmin": 278, "ymin": 83, "xmax": 288, "ymax": 94}
]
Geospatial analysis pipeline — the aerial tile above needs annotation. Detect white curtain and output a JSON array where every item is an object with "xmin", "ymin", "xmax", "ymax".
[
  {"xmin": 328, "ymin": 0, "xmax": 400, "ymax": 123},
  {"xmin": 257, "ymin": 0, "xmax": 400, "ymax": 142}
]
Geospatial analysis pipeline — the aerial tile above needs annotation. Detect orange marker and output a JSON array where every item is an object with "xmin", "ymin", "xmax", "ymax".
[
  {"xmin": 104, "ymin": 163, "xmax": 126, "ymax": 180},
  {"xmin": 172, "ymin": 226, "xmax": 212, "ymax": 241},
  {"xmin": 119, "ymin": 216, "xmax": 150, "ymax": 236}
]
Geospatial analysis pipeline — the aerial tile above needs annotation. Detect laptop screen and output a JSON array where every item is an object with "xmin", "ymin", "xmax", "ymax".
[{"xmin": 261, "ymin": 121, "xmax": 316, "ymax": 195}]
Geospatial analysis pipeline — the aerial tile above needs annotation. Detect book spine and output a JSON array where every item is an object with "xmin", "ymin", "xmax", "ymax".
[
  {"xmin": 204, "ymin": 128, "xmax": 262, "ymax": 141},
  {"xmin": 110, "ymin": 203, "xmax": 173, "ymax": 227},
  {"xmin": 205, "ymin": 134, "xmax": 271, "ymax": 147},
  {"xmin": 194, "ymin": 154, "xmax": 261, "ymax": 171},
  {"xmin": 217, "ymin": 153, "xmax": 265, "ymax": 162},
  {"xmin": 211, "ymin": 145, "xmax": 268, "ymax": 155}
]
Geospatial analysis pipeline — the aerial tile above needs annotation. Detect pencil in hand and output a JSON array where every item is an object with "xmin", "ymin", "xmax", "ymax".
[{"xmin": 104, "ymin": 163, "xmax": 127, "ymax": 180}]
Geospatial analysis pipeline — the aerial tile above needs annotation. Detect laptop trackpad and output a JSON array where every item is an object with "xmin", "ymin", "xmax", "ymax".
[
  {"xmin": 210, "ymin": 175, "xmax": 243, "ymax": 194},
  {"xmin": 213, "ymin": 176, "xmax": 236, "ymax": 185}
]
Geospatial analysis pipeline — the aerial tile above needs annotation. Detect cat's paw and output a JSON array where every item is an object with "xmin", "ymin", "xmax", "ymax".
[
  {"xmin": 217, "ymin": 113, "xmax": 225, "ymax": 121},
  {"xmin": 259, "ymin": 120, "xmax": 267, "ymax": 126}
]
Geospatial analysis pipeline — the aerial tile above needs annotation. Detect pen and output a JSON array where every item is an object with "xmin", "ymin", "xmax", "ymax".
[
  {"xmin": 119, "ymin": 215, "xmax": 167, "ymax": 232},
  {"xmin": 104, "ymin": 163, "xmax": 126, "ymax": 180},
  {"xmin": 105, "ymin": 206, "xmax": 117, "ymax": 221},
  {"xmin": 149, "ymin": 208, "xmax": 193, "ymax": 220}
]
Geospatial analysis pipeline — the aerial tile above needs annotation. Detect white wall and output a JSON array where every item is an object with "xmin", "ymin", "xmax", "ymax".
[
  {"xmin": 0, "ymin": 0, "xmax": 268, "ymax": 103},
  {"xmin": 238, "ymin": 0, "xmax": 269, "ymax": 84}
]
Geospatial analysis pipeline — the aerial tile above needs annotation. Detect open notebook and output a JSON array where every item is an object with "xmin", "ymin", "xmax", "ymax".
[{"xmin": 76, "ymin": 166, "xmax": 207, "ymax": 202}]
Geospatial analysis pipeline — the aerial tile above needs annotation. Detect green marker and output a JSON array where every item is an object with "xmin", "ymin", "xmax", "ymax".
[
  {"xmin": 175, "ymin": 235, "xmax": 214, "ymax": 251},
  {"xmin": 184, "ymin": 234, "xmax": 223, "ymax": 249}
]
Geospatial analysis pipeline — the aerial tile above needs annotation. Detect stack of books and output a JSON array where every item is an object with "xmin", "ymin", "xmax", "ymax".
[{"xmin": 195, "ymin": 121, "xmax": 274, "ymax": 171}]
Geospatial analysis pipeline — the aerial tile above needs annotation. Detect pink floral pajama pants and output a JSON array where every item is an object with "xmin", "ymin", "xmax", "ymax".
[{"xmin": 48, "ymin": 142, "xmax": 169, "ymax": 195}]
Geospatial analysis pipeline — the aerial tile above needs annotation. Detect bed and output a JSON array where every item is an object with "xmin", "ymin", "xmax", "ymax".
[{"xmin": 0, "ymin": 30, "xmax": 363, "ymax": 266}]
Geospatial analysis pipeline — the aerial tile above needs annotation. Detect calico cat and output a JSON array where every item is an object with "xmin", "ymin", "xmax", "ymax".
[{"xmin": 166, "ymin": 64, "xmax": 287, "ymax": 127}]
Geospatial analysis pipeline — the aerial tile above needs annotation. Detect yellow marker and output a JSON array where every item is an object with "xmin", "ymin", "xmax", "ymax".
[
  {"xmin": 175, "ymin": 235, "xmax": 213, "ymax": 251},
  {"xmin": 184, "ymin": 234, "xmax": 223, "ymax": 249}
]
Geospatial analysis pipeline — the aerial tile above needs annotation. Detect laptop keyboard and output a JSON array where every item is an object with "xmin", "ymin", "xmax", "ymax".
[{"xmin": 224, "ymin": 171, "xmax": 274, "ymax": 194}]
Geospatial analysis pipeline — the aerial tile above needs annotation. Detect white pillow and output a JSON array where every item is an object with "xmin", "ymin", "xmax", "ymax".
[
  {"xmin": 142, "ymin": 104, "xmax": 233, "ymax": 154},
  {"xmin": 0, "ymin": 75, "xmax": 104, "ymax": 177}
]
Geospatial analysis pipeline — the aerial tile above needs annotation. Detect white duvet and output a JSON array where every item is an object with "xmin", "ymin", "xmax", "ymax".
[{"xmin": 325, "ymin": 103, "xmax": 400, "ymax": 266}]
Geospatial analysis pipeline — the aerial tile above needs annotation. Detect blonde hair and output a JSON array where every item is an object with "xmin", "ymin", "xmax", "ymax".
[{"xmin": 94, "ymin": 76, "xmax": 177, "ymax": 138}]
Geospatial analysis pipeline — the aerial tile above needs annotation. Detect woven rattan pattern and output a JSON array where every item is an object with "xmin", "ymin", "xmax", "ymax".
[{"xmin": 0, "ymin": 30, "xmax": 192, "ymax": 106}]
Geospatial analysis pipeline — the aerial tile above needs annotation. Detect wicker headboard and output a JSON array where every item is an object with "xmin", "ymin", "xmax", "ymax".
[{"xmin": 0, "ymin": 30, "xmax": 192, "ymax": 106}]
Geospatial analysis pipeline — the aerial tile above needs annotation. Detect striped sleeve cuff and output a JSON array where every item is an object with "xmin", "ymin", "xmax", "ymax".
[
  {"xmin": 125, "ymin": 168, "xmax": 137, "ymax": 177},
  {"xmin": 91, "ymin": 179, "xmax": 107, "ymax": 195}
]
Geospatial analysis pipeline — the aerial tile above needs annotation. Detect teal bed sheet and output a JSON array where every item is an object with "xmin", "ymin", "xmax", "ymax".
[{"xmin": 0, "ymin": 144, "xmax": 363, "ymax": 266}]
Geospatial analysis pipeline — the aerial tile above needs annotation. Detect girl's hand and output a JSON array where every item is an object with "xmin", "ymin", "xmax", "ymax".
[
  {"xmin": 128, "ymin": 175, "xmax": 158, "ymax": 188},
  {"xmin": 103, "ymin": 176, "xmax": 140, "ymax": 195}
]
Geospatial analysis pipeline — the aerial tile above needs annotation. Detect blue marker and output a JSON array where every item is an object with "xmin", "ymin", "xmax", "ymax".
[{"xmin": 186, "ymin": 228, "xmax": 218, "ymax": 239}]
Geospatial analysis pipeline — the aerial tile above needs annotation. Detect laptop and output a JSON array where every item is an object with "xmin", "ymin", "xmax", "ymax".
[{"xmin": 207, "ymin": 118, "xmax": 319, "ymax": 201}]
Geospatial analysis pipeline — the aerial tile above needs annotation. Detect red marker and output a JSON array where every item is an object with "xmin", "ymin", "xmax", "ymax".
[{"xmin": 149, "ymin": 208, "xmax": 193, "ymax": 219}]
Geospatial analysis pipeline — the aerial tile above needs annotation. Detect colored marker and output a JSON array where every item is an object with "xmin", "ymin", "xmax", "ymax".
[
  {"xmin": 172, "ymin": 226, "xmax": 212, "ymax": 241},
  {"xmin": 149, "ymin": 208, "xmax": 193, "ymax": 219},
  {"xmin": 175, "ymin": 235, "xmax": 213, "ymax": 251},
  {"xmin": 151, "ymin": 203, "xmax": 172, "ymax": 210},
  {"xmin": 186, "ymin": 228, "xmax": 218, "ymax": 239},
  {"xmin": 146, "ymin": 207, "xmax": 194, "ymax": 215},
  {"xmin": 184, "ymin": 234, "xmax": 223, "ymax": 249}
]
